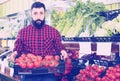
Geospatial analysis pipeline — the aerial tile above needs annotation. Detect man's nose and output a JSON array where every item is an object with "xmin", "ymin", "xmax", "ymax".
[{"xmin": 36, "ymin": 14, "xmax": 41, "ymax": 19}]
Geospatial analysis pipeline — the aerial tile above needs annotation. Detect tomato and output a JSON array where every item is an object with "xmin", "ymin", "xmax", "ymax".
[
  {"xmin": 110, "ymin": 75, "xmax": 116, "ymax": 80},
  {"xmin": 94, "ymin": 72, "xmax": 99, "ymax": 77},
  {"xmin": 75, "ymin": 74, "xmax": 81, "ymax": 80},
  {"xmin": 16, "ymin": 58, "xmax": 21, "ymax": 63},
  {"xmin": 79, "ymin": 70, "xmax": 85, "ymax": 74},
  {"xmin": 116, "ymin": 65, "xmax": 120, "ymax": 68},
  {"xmin": 86, "ymin": 65, "xmax": 92, "ymax": 71},
  {"xmin": 49, "ymin": 60, "xmax": 56, "ymax": 67},
  {"xmin": 27, "ymin": 53, "xmax": 35, "ymax": 59},
  {"xmin": 100, "ymin": 66, "xmax": 105, "ymax": 71},
  {"xmin": 21, "ymin": 54, "xmax": 26, "ymax": 59},
  {"xmin": 92, "ymin": 65, "xmax": 99, "ymax": 70},
  {"xmin": 84, "ymin": 70, "xmax": 89, "ymax": 75},
  {"xmin": 18, "ymin": 57, "xmax": 24, "ymax": 60},
  {"xmin": 24, "ymin": 57, "xmax": 31, "ymax": 63},
  {"xmin": 108, "ymin": 67, "xmax": 114, "ymax": 71},
  {"xmin": 116, "ymin": 78, "xmax": 120, "ymax": 81},
  {"xmin": 116, "ymin": 68, "xmax": 120, "ymax": 72},
  {"xmin": 19, "ymin": 62, "xmax": 26, "ymax": 68},
  {"xmin": 96, "ymin": 77, "xmax": 101, "ymax": 81},
  {"xmin": 96, "ymin": 68, "xmax": 102, "ymax": 73},
  {"xmin": 26, "ymin": 62, "xmax": 34, "ymax": 68},
  {"xmin": 31, "ymin": 56, "xmax": 37, "ymax": 62},
  {"xmin": 45, "ymin": 55, "xmax": 54, "ymax": 60},
  {"xmin": 37, "ymin": 56, "xmax": 42, "ymax": 61},
  {"xmin": 90, "ymin": 73, "xmax": 95, "ymax": 79},
  {"xmin": 34, "ymin": 61, "xmax": 40, "ymax": 68},
  {"xmin": 115, "ymin": 73, "xmax": 120, "ymax": 78}
]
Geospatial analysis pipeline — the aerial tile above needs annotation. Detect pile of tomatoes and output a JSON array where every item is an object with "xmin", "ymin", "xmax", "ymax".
[
  {"xmin": 75, "ymin": 65, "xmax": 105, "ymax": 81},
  {"xmin": 76, "ymin": 64, "xmax": 120, "ymax": 81},
  {"xmin": 15, "ymin": 53, "xmax": 60, "ymax": 69},
  {"xmin": 100, "ymin": 65, "xmax": 120, "ymax": 81}
]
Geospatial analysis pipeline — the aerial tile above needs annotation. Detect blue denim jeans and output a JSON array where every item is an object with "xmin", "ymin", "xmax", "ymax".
[{"xmin": 21, "ymin": 74, "xmax": 56, "ymax": 81}]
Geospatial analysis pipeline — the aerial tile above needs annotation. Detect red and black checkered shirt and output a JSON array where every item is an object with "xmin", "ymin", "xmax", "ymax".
[{"xmin": 13, "ymin": 24, "xmax": 64, "ymax": 56}]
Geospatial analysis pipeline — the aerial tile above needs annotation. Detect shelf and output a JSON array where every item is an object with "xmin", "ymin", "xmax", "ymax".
[{"xmin": 62, "ymin": 37, "xmax": 120, "ymax": 42}]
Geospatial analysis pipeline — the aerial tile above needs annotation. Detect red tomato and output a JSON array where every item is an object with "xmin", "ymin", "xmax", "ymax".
[
  {"xmin": 34, "ymin": 61, "xmax": 40, "ymax": 68},
  {"xmin": 116, "ymin": 78, "xmax": 120, "ymax": 81},
  {"xmin": 37, "ymin": 56, "xmax": 42, "ymax": 61},
  {"xmin": 27, "ymin": 53, "xmax": 35, "ymax": 59},
  {"xmin": 86, "ymin": 65, "xmax": 91, "ymax": 71},
  {"xmin": 31, "ymin": 56, "xmax": 37, "ymax": 62},
  {"xmin": 24, "ymin": 57, "xmax": 31, "ymax": 63},
  {"xmin": 44, "ymin": 61, "xmax": 49, "ymax": 67},
  {"xmin": 116, "ymin": 68, "xmax": 120, "ymax": 72},
  {"xmin": 26, "ymin": 62, "xmax": 34, "ymax": 68},
  {"xmin": 16, "ymin": 58, "xmax": 21, "ymax": 63},
  {"xmin": 108, "ymin": 67, "xmax": 114, "ymax": 71},
  {"xmin": 21, "ymin": 54, "xmax": 26, "ymax": 59},
  {"xmin": 90, "ymin": 73, "xmax": 95, "ymax": 79},
  {"xmin": 92, "ymin": 65, "xmax": 99, "ymax": 70},
  {"xmin": 96, "ymin": 68, "xmax": 102, "ymax": 73},
  {"xmin": 96, "ymin": 77, "xmax": 101, "ymax": 81},
  {"xmin": 19, "ymin": 62, "xmax": 26, "ymax": 68},
  {"xmin": 110, "ymin": 75, "xmax": 116, "ymax": 80},
  {"xmin": 45, "ymin": 55, "xmax": 54, "ymax": 61},
  {"xmin": 79, "ymin": 70, "xmax": 85, "ymax": 74},
  {"xmin": 49, "ymin": 60, "xmax": 56, "ymax": 67},
  {"xmin": 75, "ymin": 74, "xmax": 81, "ymax": 80},
  {"xmin": 100, "ymin": 66, "xmax": 105, "ymax": 71},
  {"xmin": 115, "ymin": 73, "xmax": 120, "ymax": 78},
  {"xmin": 18, "ymin": 57, "xmax": 24, "ymax": 60},
  {"xmin": 116, "ymin": 65, "xmax": 120, "ymax": 68}
]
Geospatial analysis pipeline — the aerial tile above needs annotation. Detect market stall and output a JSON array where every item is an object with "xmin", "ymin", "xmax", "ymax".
[{"xmin": 0, "ymin": 0, "xmax": 120, "ymax": 81}]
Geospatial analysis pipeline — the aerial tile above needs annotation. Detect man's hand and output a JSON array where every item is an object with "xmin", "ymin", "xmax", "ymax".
[
  {"xmin": 8, "ymin": 51, "xmax": 17, "ymax": 63},
  {"xmin": 61, "ymin": 50, "xmax": 68, "ymax": 59}
]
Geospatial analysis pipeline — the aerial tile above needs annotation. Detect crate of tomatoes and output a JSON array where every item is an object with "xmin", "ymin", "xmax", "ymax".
[{"xmin": 14, "ymin": 53, "xmax": 65, "ymax": 75}]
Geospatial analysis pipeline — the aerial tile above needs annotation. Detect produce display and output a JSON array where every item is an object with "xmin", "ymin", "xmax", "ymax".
[
  {"xmin": 75, "ymin": 64, "xmax": 120, "ymax": 81},
  {"xmin": 62, "ymin": 52, "xmax": 120, "ymax": 81},
  {"xmin": 51, "ymin": 0, "xmax": 107, "ymax": 37},
  {"xmin": 6, "ymin": 49, "xmax": 120, "ymax": 81},
  {"xmin": 76, "ymin": 65, "xmax": 105, "ymax": 81},
  {"xmin": 74, "ymin": 55, "xmax": 120, "ymax": 81}
]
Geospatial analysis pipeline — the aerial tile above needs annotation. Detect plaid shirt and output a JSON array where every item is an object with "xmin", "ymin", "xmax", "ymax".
[{"xmin": 13, "ymin": 24, "xmax": 64, "ymax": 56}]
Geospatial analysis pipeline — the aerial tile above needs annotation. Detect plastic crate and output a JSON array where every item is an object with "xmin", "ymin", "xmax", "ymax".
[{"xmin": 14, "ymin": 60, "xmax": 65, "ymax": 75}]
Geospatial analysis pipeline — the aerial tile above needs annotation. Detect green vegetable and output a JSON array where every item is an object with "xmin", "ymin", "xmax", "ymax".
[{"xmin": 51, "ymin": 0, "xmax": 107, "ymax": 37}]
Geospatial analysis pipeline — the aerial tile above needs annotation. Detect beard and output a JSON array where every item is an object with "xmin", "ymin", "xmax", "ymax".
[{"xmin": 32, "ymin": 19, "xmax": 45, "ymax": 29}]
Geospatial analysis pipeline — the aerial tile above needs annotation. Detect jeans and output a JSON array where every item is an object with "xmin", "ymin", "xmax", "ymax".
[{"xmin": 21, "ymin": 74, "xmax": 57, "ymax": 81}]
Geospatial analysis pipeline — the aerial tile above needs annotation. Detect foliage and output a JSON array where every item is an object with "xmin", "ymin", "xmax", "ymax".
[{"xmin": 51, "ymin": 0, "xmax": 107, "ymax": 37}]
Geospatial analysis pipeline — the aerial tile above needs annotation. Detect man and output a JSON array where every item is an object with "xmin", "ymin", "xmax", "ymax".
[{"xmin": 9, "ymin": 1, "xmax": 68, "ymax": 81}]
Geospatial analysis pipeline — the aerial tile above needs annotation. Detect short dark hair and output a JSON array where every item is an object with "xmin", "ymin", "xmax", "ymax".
[{"xmin": 31, "ymin": 2, "xmax": 46, "ymax": 11}]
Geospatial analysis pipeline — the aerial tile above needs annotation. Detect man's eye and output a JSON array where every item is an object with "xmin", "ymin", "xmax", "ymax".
[
  {"xmin": 34, "ymin": 12, "xmax": 37, "ymax": 15},
  {"xmin": 40, "ymin": 12, "xmax": 44, "ymax": 14}
]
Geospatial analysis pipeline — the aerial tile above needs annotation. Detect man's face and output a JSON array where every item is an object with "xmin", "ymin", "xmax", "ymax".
[{"xmin": 31, "ymin": 7, "xmax": 45, "ymax": 28}]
